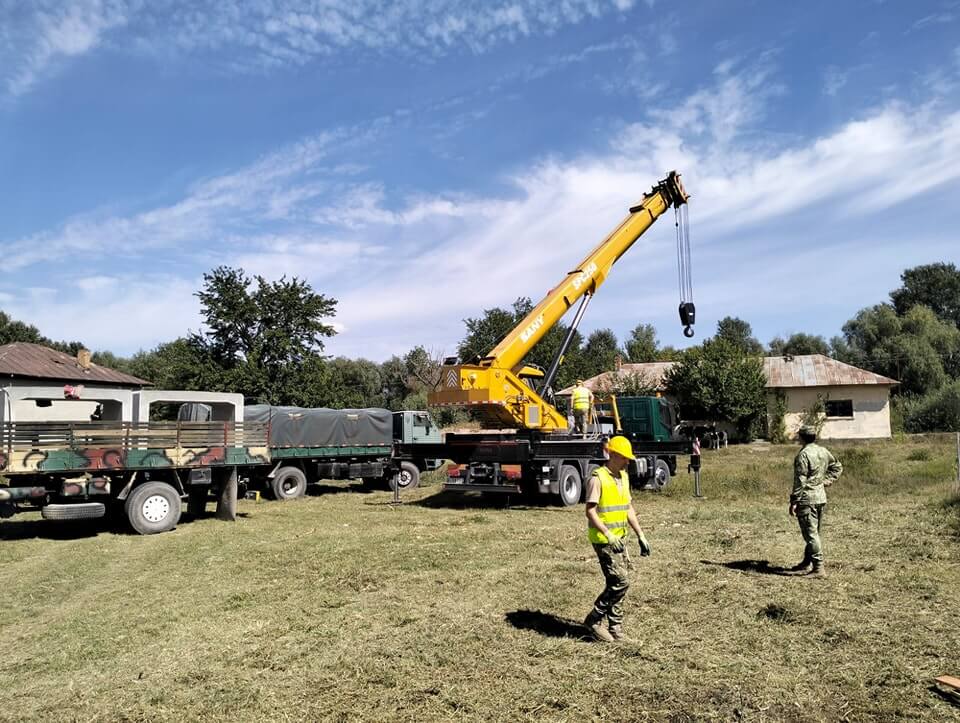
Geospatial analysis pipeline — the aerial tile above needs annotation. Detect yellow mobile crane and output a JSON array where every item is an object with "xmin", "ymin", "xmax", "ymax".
[{"xmin": 425, "ymin": 171, "xmax": 695, "ymax": 504}]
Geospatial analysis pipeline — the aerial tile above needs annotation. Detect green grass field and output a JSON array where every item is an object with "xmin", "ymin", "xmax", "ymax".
[{"xmin": 2, "ymin": 436, "xmax": 959, "ymax": 721}]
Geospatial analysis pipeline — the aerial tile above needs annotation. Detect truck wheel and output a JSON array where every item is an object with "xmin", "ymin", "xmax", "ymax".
[
  {"xmin": 125, "ymin": 482, "xmax": 182, "ymax": 535},
  {"xmin": 272, "ymin": 467, "xmax": 307, "ymax": 500},
  {"xmin": 558, "ymin": 465, "xmax": 582, "ymax": 507},
  {"xmin": 389, "ymin": 462, "xmax": 420, "ymax": 492},
  {"xmin": 652, "ymin": 459, "xmax": 671, "ymax": 491}
]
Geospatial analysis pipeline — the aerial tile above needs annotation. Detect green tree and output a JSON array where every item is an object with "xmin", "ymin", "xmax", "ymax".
[
  {"xmin": 891, "ymin": 262, "xmax": 960, "ymax": 328},
  {"xmin": 623, "ymin": 323, "xmax": 658, "ymax": 363},
  {"xmin": 0, "ymin": 311, "xmax": 45, "ymax": 345},
  {"xmin": 839, "ymin": 304, "xmax": 960, "ymax": 395},
  {"xmin": 715, "ymin": 316, "xmax": 764, "ymax": 355},
  {"xmin": 579, "ymin": 328, "xmax": 620, "ymax": 381},
  {"xmin": 665, "ymin": 338, "xmax": 767, "ymax": 438},
  {"xmin": 768, "ymin": 332, "xmax": 830, "ymax": 356},
  {"xmin": 190, "ymin": 267, "xmax": 337, "ymax": 404}
]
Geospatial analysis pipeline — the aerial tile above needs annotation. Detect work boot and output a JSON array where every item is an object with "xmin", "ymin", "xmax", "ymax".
[
  {"xmin": 786, "ymin": 559, "xmax": 812, "ymax": 575},
  {"xmin": 583, "ymin": 612, "xmax": 614, "ymax": 643},
  {"xmin": 608, "ymin": 624, "xmax": 631, "ymax": 643},
  {"xmin": 806, "ymin": 563, "xmax": 827, "ymax": 579}
]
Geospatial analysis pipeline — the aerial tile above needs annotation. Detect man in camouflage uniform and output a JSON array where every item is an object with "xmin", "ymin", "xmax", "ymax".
[{"xmin": 788, "ymin": 424, "xmax": 842, "ymax": 578}]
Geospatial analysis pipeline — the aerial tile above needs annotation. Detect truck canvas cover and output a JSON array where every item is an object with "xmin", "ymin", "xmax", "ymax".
[{"xmin": 245, "ymin": 406, "xmax": 393, "ymax": 448}]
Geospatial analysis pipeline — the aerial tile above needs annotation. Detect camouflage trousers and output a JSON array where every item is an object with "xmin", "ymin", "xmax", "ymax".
[
  {"xmin": 574, "ymin": 410, "xmax": 589, "ymax": 434},
  {"xmin": 591, "ymin": 543, "xmax": 630, "ymax": 626},
  {"xmin": 796, "ymin": 503, "xmax": 826, "ymax": 564}
]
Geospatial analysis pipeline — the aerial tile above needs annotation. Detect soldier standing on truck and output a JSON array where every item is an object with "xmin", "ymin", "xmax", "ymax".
[
  {"xmin": 788, "ymin": 424, "xmax": 842, "ymax": 578},
  {"xmin": 583, "ymin": 435, "xmax": 651, "ymax": 642},
  {"xmin": 571, "ymin": 380, "xmax": 593, "ymax": 434}
]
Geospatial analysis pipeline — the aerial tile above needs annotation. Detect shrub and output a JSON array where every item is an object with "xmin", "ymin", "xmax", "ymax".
[{"xmin": 903, "ymin": 380, "xmax": 960, "ymax": 432}]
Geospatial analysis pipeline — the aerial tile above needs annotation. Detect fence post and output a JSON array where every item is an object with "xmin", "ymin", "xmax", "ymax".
[{"xmin": 955, "ymin": 432, "xmax": 959, "ymax": 494}]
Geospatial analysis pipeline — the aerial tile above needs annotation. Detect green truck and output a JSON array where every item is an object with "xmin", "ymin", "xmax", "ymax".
[{"xmin": 243, "ymin": 405, "xmax": 443, "ymax": 500}]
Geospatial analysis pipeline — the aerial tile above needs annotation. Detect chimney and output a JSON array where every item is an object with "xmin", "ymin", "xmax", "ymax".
[
  {"xmin": 614, "ymin": 355, "xmax": 623, "ymax": 371},
  {"xmin": 77, "ymin": 349, "xmax": 92, "ymax": 370}
]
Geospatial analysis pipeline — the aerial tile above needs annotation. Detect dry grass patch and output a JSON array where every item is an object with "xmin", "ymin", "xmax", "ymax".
[{"xmin": 2, "ymin": 437, "xmax": 959, "ymax": 721}]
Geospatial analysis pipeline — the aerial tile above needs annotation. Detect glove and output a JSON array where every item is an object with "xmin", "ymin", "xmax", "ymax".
[
  {"xmin": 606, "ymin": 535, "xmax": 625, "ymax": 553},
  {"xmin": 637, "ymin": 531, "xmax": 651, "ymax": 557}
]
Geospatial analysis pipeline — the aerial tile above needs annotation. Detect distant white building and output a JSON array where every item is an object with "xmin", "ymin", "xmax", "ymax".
[{"xmin": 563, "ymin": 354, "xmax": 899, "ymax": 440}]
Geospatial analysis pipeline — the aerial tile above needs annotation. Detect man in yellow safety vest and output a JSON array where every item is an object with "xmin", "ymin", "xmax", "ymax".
[
  {"xmin": 571, "ymin": 379, "xmax": 593, "ymax": 434},
  {"xmin": 583, "ymin": 435, "xmax": 651, "ymax": 643}
]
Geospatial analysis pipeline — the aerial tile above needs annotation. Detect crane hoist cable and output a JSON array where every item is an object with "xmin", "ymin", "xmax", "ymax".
[{"xmin": 675, "ymin": 203, "xmax": 696, "ymax": 338}]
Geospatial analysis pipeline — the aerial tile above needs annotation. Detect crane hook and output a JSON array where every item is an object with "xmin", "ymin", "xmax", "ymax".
[{"xmin": 679, "ymin": 301, "xmax": 696, "ymax": 338}]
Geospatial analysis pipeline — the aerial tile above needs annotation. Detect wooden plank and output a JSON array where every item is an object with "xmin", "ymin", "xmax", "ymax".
[{"xmin": 936, "ymin": 675, "xmax": 960, "ymax": 691}]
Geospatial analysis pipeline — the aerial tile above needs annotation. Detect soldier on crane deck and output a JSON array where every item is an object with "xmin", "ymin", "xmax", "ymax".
[
  {"xmin": 788, "ymin": 424, "xmax": 843, "ymax": 578},
  {"xmin": 571, "ymin": 380, "xmax": 593, "ymax": 434},
  {"xmin": 583, "ymin": 435, "xmax": 651, "ymax": 642}
]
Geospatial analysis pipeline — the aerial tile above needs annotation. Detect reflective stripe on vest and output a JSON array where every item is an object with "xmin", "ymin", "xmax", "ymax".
[
  {"xmin": 588, "ymin": 466, "xmax": 631, "ymax": 544},
  {"xmin": 572, "ymin": 387, "xmax": 591, "ymax": 411}
]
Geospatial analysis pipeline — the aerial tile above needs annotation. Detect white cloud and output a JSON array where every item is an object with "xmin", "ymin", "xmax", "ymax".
[
  {"xmin": 1, "ymin": 0, "xmax": 648, "ymax": 98},
  {"xmin": 6, "ymin": 59, "xmax": 960, "ymax": 359},
  {"xmin": 1, "ymin": 0, "xmax": 131, "ymax": 97}
]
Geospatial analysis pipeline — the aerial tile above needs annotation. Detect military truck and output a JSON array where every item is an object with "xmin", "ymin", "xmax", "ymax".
[
  {"xmin": 1, "ymin": 389, "xmax": 443, "ymax": 534},
  {"xmin": 243, "ymin": 405, "xmax": 443, "ymax": 500},
  {"xmin": 594, "ymin": 395, "xmax": 685, "ymax": 490},
  {"xmin": 0, "ymin": 390, "xmax": 270, "ymax": 534}
]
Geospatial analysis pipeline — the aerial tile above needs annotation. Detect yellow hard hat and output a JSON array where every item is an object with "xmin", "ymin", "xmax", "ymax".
[{"xmin": 607, "ymin": 435, "xmax": 635, "ymax": 460}]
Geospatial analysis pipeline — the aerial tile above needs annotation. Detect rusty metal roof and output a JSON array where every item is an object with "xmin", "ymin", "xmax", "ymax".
[
  {"xmin": 0, "ymin": 343, "xmax": 150, "ymax": 386},
  {"xmin": 557, "ymin": 362, "xmax": 675, "ymax": 395},
  {"xmin": 559, "ymin": 354, "xmax": 897, "ymax": 394},
  {"xmin": 763, "ymin": 354, "xmax": 897, "ymax": 388}
]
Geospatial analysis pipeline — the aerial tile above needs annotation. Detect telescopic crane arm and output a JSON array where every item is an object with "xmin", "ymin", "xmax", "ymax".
[{"xmin": 428, "ymin": 171, "xmax": 690, "ymax": 431}]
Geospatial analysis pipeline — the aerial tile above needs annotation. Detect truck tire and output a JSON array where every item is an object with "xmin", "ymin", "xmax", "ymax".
[
  {"xmin": 558, "ymin": 465, "xmax": 582, "ymax": 507},
  {"xmin": 41, "ymin": 502, "xmax": 106, "ymax": 521},
  {"xmin": 389, "ymin": 461, "xmax": 420, "ymax": 492},
  {"xmin": 272, "ymin": 467, "xmax": 308, "ymax": 500},
  {"xmin": 125, "ymin": 482, "xmax": 182, "ymax": 535},
  {"xmin": 652, "ymin": 459, "xmax": 671, "ymax": 491}
]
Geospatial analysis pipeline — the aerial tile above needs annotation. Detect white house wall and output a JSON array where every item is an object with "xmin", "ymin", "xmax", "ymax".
[{"xmin": 774, "ymin": 385, "xmax": 892, "ymax": 439}]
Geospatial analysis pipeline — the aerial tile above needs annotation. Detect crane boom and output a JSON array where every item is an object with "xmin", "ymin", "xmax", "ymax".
[{"xmin": 429, "ymin": 171, "xmax": 689, "ymax": 431}]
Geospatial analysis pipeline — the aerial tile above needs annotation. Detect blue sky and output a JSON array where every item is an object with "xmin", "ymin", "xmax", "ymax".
[{"xmin": 1, "ymin": 0, "xmax": 959, "ymax": 361}]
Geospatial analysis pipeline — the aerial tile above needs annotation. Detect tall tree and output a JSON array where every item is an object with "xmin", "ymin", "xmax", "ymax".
[
  {"xmin": 715, "ymin": 316, "xmax": 764, "ymax": 355},
  {"xmin": 665, "ymin": 337, "xmax": 767, "ymax": 437},
  {"xmin": 191, "ymin": 266, "xmax": 337, "ymax": 404},
  {"xmin": 890, "ymin": 262, "xmax": 960, "ymax": 328},
  {"xmin": 579, "ymin": 328, "xmax": 620, "ymax": 381},
  {"xmin": 768, "ymin": 332, "xmax": 830, "ymax": 356},
  {"xmin": 838, "ymin": 303, "xmax": 960, "ymax": 395},
  {"xmin": 623, "ymin": 323, "xmax": 659, "ymax": 363}
]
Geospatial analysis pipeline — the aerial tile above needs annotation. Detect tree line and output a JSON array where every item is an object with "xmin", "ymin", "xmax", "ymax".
[{"xmin": 2, "ymin": 263, "xmax": 958, "ymax": 435}]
